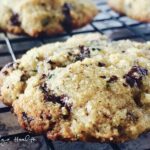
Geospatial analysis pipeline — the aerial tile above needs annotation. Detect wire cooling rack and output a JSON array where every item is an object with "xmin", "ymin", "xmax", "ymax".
[{"xmin": 0, "ymin": 0, "xmax": 150, "ymax": 150}]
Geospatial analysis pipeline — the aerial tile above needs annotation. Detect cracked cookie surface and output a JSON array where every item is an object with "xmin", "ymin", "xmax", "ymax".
[
  {"xmin": 0, "ymin": 33, "xmax": 150, "ymax": 142},
  {"xmin": 0, "ymin": 0, "xmax": 97, "ymax": 37}
]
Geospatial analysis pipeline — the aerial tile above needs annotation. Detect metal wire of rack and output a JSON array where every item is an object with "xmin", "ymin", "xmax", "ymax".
[{"xmin": 0, "ymin": 0, "xmax": 150, "ymax": 150}]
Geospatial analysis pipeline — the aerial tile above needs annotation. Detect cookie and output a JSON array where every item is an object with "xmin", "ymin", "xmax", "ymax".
[
  {"xmin": 108, "ymin": 0, "xmax": 125, "ymax": 14},
  {"xmin": 0, "ymin": 34, "xmax": 107, "ymax": 106},
  {"xmin": 13, "ymin": 54, "xmax": 150, "ymax": 142},
  {"xmin": 0, "ymin": 33, "xmax": 150, "ymax": 142},
  {"xmin": 108, "ymin": 0, "xmax": 150, "ymax": 22},
  {"xmin": 0, "ymin": 0, "xmax": 97, "ymax": 37}
]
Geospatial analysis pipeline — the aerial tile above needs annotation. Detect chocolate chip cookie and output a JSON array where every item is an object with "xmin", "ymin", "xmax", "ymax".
[
  {"xmin": 108, "ymin": 0, "xmax": 150, "ymax": 22},
  {"xmin": 0, "ymin": 0, "xmax": 97, "ymax": 37},
  {"xmin": 0, "ymin": 33, "xmax": 150, "ymax": 142}
]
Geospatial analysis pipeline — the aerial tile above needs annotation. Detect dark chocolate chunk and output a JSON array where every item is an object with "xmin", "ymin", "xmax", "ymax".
[
  {"xmin": 47, "ymin": 94, "xmax": 71, "ymax": 119},
  {"xmin": 75, "ymin": 45, "xmax": 90, "ymax": 61},
  {"xmin": 92, "ymin": 48, "xmax": 101, "ymax": 51},
  {"xmin": 40, "ymin": 112, "xmax": 52, "ymax": 120},
  {"xmin": 124, "ymin": 66, "xmax": 148, "ymax": 88},
  {"xmin": 127, "ymin": 112, "xmax": 138, "ymax": 123},
  {"xmin": 107, "ymin": 75, "xmax": 118, "ymax": 83},
  {"xmin": 133, "ymin": 92, "xmax": 142, "ymax": 107},
  {"xmin": 41, "ymin": 74, "xmax": 46, "ymax": 79},
  {"xmin": 117, "ymin": 125, "xmax": 126, "ymax": 136},
  {"xmin": 22, "ymin": 112, "xmax": 33, "ymax": 124},
  {"xmin": 123, "ymin": 83, "xmax": 128, "ymax": 87},
  {"xmin": 40, "ymin": 83, "xmax": 48, "ymax": 93},
  {"xmin": 40, "ymin": 83, "xmax": 69, "ymax": 107},
  {"xmin": 3, "ymin": 70, "xmax": 9, "ymax": 75},
  {"xmin": 2, "ymin": 62, "xmax": 15, "ymax": 74},
  {"xmin": 100, "ymin": 76, "xmax": 106, "ymax": 79},
  {"xmin": 41, "ymin": 17, "xmax": 50, "ymax": 27},
  {"xmin": 40, "ymin": 83, "xmax": 71, "ymax": 119},
  {"xmin": 20, "ymin": 74, "xmax": 29, "ymax": 82},
  {"xmin": 32, "ymin": 70, "xmax": 37, "ymax": 73},
  {"xmin": 47, "ymin": 60, "xmax": 61, "ymax": 69},
  {"xmin": 10, "ymin": 14, "xmax": 21, "ymax": 26},
  {"xmin": 98, "ymin": 62, "xmax": 106, "ymax": 67},
  {"xmin": 62, "ymin": 3, "xmax": 73, "ymax": 33}
]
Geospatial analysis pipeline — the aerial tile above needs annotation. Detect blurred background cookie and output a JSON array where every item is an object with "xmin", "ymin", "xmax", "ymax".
[
  {"xmin": 108, "ymin": 0, "xmax": 150, "ymax": 22},
  {"xmin": 0, "ymin": 0, "xmax": 98, "ymax": 37}
]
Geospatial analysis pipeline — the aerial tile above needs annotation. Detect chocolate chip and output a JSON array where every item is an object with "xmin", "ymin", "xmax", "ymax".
[
  {"xmin": 2, "ymin": 62, "xmax": 15, "ymax": 74},
  {"xmin": 40, "ymin": 83, "xmax": 71, "ymax": 118},
  {"xmin": 47, "ymin": 60, "xmax": 61, "ymax": 69},
  {"xmin": 92, "ymin": 48, "xmax": 101, "ymax": 51},
  {"xmin": 41, "ymin": 17, "xmax": 50, "ymax": 27},
  {"xmin": 117, "ymin": 125, "xmax": 126, "ymax": 136},
  {"xmin": 98, "ymin": 62, "xmax": 106, "ymax": 67},
  {"xmin": 127, "ymin": 112, "xmax": 138, "ymax": 123},
  {"xmin": 40, "ymin": 112, "xmax": 52, "ymax": 120},
  {"xmin": 62, "ymin": 3, "xmax": 73, "ymax": 33},
  {"xmin": 107, "ymin": 75, "xmax": 118, "ymax": 83},
  {"xmin": 47, "ymin": 94, "xmax": 68, "ymax": 107},
  {"xmin": 10, "ymin": 14, "xmax": 21, "ymax": 26},
  {"xmin": 20, "ymin": 74, "xmax": 28, "ymax": 82},
  {"xmin": 133, "ymin": 92, "xmax": 142, "ymax": 107},
  {"xmin": 75, "ymin": 45, "xmax": 90, "ymax": 61},
  {"xmin": 63, "ymin": 112, "xmax": 70, "ymax": 119},
  {"xmin": 68, "ymin": 52, "xmax": 73, "ymax": 56},
  {"xmin": 41, "ymin": 74, "xmax": 46, "ymax": 79},
  {"xmin": 124, "ymin": 66, "xmax": 148, "ymax": 88},
  {"xmin": 100, "ymin": 76, "xmax": 106, "ymax": 79},
  {"xmin": 123, "ymin": 83, "xmax": 128, "ymax": 87},
  {"xmin": 40, "ymin": 83, "xmax": 48, "ymax": 93},
  {"xmin": 40, "ymin": 84, "xmax": 68, "ymax": 106},
  {"xmin": 47, "ymin": 94, "xmax": 71, "ymax": 119},
  {"xmin": 22, "ymin": 112, "xmax": 33, "ymax": 124},
  {"xmin": 3, "ymin": 70, "xmax": 9, "ymax": 75}
]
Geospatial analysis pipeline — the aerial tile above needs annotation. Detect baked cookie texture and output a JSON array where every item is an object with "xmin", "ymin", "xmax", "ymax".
[
  {"xmin": 0, "ymin": 34, "xmax": 150, "ymax": 142},
  {"xmin": 0, "ymin": 0, "xmax": 97, "ymax": 37},
  {"xmin": 108, "ymin": 0, "xmax": 150, "ymax": 22}
]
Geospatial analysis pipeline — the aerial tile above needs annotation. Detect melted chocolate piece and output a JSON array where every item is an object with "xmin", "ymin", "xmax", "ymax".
[
  {"xmin": 40, "ymin": 83, "xmax": 71, "ymax": 117},
  {"xmin": 123, "ymin": 83, "xmax": 128, "ymax": 87},
  {"xmin": 41, "ymin": 17, "xmax": 50, "ymax": 27},
  {"xmin": 100, "ymin": 76, "xmax": 106, "ymax": 79},
  {"xmin": 10, "ymin": 14, "xmax": 21, "ymax": 26},
  {"xmin": 75, "ymin": 45, "xmax": 90, "ymax": 61},
  {"xmin": 3, "ymin": 70, "xmax": 9, "ymax": 75},
  {"xmin": 46, "ymin": 94, "xmax": 71, "ymax": 119},
  {"xmin": 2, "ymin": 62, "xmax": 14, "ymax": 75},
  {"xmin": 98, "ymin": 62, "xmax": 106, "ymax": 67},
  {"xmin": 46, "ymin": 94, "xmax": 67, "ymax": 107},
  {"xmin": 127, "ymin": 112, "xmax": 138, "ymax": 123},
  {"xmin": 92, "ymin": 48, "xmax": 102, "ymax": 51},
  {"xmin": 133, "ymin": 92, "xmax": 143, "ymax": 107},
  {"xmin": 124, "ymin": 66, "xmax": 148, "ymax": 88},
  {"xmin": 22, "ymin": 112, "xmax": 33, "ymax": 124},
  {"xmin": 107, "ymin": 76, "xmax": 118, "ymax": 83},
  {"xmin": 20, "ymin": 74, "xmax": 29, "ymax": 82},
  {"xmin": 41, "ymin": 74, "xmax": 46, "ymax": 80},
  {"xmin": 117, "ymin": 125, "xmax": 126, "ymax": 136},
  {"xmin": 62, "ymin": 3, "xmax": 73, "ymax": 33}
]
